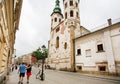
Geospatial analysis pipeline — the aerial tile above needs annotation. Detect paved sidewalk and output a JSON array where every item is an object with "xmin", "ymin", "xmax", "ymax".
[
  {"xmin": 6, "ymin": 67, "xmax": 120, "ymax": 84},
  {"xmin": 6, "ymin": 69, "xmax": 42, "ymax": 84},
  {"xmin": 77, "ymin": 73, "xmax": 120, "ymax": 81}
]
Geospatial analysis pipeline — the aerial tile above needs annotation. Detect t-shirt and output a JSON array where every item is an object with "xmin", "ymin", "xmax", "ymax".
[
  {"xmin": 27, "ymin": 67, "xmax": 31, "ymax": 72},
  {"xmin": 19, "ymin": 64, "xmax": 26, "ymax": 73}
]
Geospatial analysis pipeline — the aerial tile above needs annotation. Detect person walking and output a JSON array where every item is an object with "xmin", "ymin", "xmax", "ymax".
[
  {"xmin": 26, "ymin": 64, "xmax": 32, "ymax": 83},
  {"xmin": 18, "ymin": 62, "xmax": 26, "ymax": 84},
  {"xmin": 15, "ymin": 64, "xmax": 18, "ymax": 70},
  {"xmin": 36, "ymin": 64, "xmax": 42, "ymax": 79},
  {"xmin": 11, "ymin": 64, "xmax": 14, "ymax": 71}
]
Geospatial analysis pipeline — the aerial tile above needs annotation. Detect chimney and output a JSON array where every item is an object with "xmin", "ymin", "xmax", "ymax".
[{"xmin": 107, "ymin": 18, "xmax": 112, "ymax": 26}]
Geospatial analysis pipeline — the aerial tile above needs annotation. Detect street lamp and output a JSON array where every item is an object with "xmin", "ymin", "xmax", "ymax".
[{"xmin": 41, "ymin": 45, "xmax": 46, "ymax": 81}]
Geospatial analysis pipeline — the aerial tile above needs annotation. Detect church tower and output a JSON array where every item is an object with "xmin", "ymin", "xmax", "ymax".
[
  {"xmin": 62, "ymin": 0, "xmax": 81, "ymax": 71},
  {"xmin": 48, "ymin": 0, "xmax": 81, "ymax": 71},
  {"xmin": 51, "ymin": 0, "xmax": 63, "ymax": 30},
  {"xmin": 63, "ymin": 0, "xmax": 81, "ymax": 37}
]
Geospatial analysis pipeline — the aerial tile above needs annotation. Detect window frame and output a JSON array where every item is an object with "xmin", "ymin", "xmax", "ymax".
[
  {"xmin": 97, "ymin": 44, "xmax": 105, "ymax": 52},
  {"xmin": 64, "ymin": 42, "xmax": 67, "ymax": 49},
  {"xmin": 65, "ymin": 2, "xmax": 67, "ymax": 9},
  {"xmin": 54, "ymin": 18, "xmax": 57, "ymax": 22},
  {"xmin": 86, "ymin": 49, "xmax": 91, "ymax": 57},
  {"xmin": 65, "ymin": 12, "xmax": 67, "ymax": 19},
  {"xmin": 70, "ymin": 10, "xmax": 74, "ymax": 17},
  {"xmin": 98, "ymin": 66, "xmax": 106, "ymax": 71},
  {"xmin": 77, "ymin": 49, "xmax": 81, "ymax": 55},
  {"xmin": 70, "ymin": 0, "xmax": 73, "ymax": 6},
  {"xmin": 56, "ymin": 37, "xmax": 59, "ymax": 48}
]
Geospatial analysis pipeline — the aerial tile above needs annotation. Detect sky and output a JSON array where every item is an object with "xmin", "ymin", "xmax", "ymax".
[{"xmin": 14, "ymin": 0, "xmax": 120, "ymax": 57}]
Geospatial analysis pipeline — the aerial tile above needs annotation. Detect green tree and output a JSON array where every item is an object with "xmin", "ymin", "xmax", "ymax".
[{"xmin": 32, "ymin": 45, "xmax": 48, "ymax": 61}]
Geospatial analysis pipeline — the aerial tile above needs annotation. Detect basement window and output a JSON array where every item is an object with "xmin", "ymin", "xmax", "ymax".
[
  {"xmin": 99, "ymin": 66, "xmax": 106, "ymax": 71},
  {"xmin": 77, "ymin": 66, "xmax": 82, "ymax": 70}
]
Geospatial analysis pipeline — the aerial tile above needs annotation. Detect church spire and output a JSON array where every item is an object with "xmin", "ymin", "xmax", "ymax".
[{"xmin": 53, "ymin": 0, "xmax": 61, "ymax": 13}]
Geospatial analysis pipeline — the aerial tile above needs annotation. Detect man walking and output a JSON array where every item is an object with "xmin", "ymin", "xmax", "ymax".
[{"xmin": 18, "ymin": 62, "xmax": 26, "ymax": 84}]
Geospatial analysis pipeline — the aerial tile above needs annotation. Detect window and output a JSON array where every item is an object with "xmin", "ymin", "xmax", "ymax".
[
  {"xmin": 86, "ymin": 49, "xmax": 91, "ymax": 57},
  {"xmin": 76, "ymin": 2, "xmax": 78, "ymax": 7},
  {"xmin": 70, "ymin": 0, "xmax": 73, "ymax": 6},
  {"xmin": 65, "ymin": 12, "xmax": 67, "ymax": 19},
  {"xmin": 70, "ymin": 10, "xmax": 74, "ymax": 17},
  {"xmin": 76, "ymin": 12, "xmax": 79, "ymax": 18},
  {"xmin": 54, "ymin": 18, "xmax": 57, "ymax": 22},
  {"xmin": 77, "ymin": 66, "xmax": 82, "ymax": 70},
  {"xmin": 56, "ymin": 37, "xmax": 59, "ymax": 48},
  {"xmin": 77, "ymin": 49, "xmax": 81, "ymax": 55},
  {"xmin": 64, "ymin": 42, "xmax": 67, "ymax": 49},
  {"xmin": 52, "ymin": 19, "xmax": 53, "ymax": 22},
  {"xmin": 97, "ymin": 44, "xmax": 104, "ymax": 52},
  {"xmin": 51, "ymin": 19, "xmax": 53, "ymax": 25},
  {"xmin": 99, "ymin": 66, "xmax": 106, "ymax": 71},
  {"xmin": 59, "ymin": 19, "xmax": 61, "ymax": 22},
  {"xmin": 65, "ymin": 3, "xmax": 67, "ymax": 9},
  {"xmin": 56, "ymin": 27, "xmax": 60, "ymax": 33}
]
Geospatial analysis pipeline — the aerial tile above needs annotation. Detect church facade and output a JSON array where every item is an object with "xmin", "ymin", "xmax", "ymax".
[{"xmin": 48, "ymin": 0, "xmax": 120, "ymax": 75}]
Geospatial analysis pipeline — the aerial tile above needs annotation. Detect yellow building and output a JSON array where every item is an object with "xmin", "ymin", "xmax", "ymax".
[
  {"xmin": 0, "ymin": 0, "xmax": 22, "ymax": 81},
  {"xmin": 17, "ymin": 53, "xmax": 32, "ymax": 64}
]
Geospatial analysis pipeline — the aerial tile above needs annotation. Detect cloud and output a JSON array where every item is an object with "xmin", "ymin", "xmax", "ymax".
[
  {"xmin": 15, "ymin": 0, "xmax": 120, "ymax": 57},
  {"xmin": 80, "ymin": 0, "xmax": 120, "ymax": 29}
]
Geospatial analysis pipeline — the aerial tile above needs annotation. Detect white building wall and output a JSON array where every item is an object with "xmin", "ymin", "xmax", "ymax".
[
  {"xmin": 75, "ymin": 33, "xmax": 107, "ymax": 71},
  {"xmin": 110, "ymin": 25, "xmax": 120, "ymax": 74},
  {"xmin": 110, "ymin": 26, "xmax": 120, "ymax": 61},
  {"xmin": 104, "ymin": 30, "xmax": 116, "ymax": 73},
  {"xmin": 75, "ymin": 23, "xmax": 120, "ymax": 74}
]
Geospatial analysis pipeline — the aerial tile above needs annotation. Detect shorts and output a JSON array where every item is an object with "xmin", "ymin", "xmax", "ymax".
[
  {"xmin": 26, "ymin": 72, "xmax": 32, "ymax": 77},
  {"xmin": 19, "ymin": 73, "xmax": 25, "ymax": 77}
]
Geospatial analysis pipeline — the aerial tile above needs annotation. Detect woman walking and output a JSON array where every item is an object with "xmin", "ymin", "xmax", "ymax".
[{"xmin": 26, "ymin": 64, "xmax": 32, "ymax": 83}]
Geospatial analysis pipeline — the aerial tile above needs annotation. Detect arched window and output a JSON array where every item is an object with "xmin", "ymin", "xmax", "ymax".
[
  {"xmin": 70, "ymin": 0, "xmax": 73, "ymax": 6},
  {"xmin": 65, "ymin": 2, "xmax": 67, "ymax": 9},
  {"xmin": 59, "ymin": 18, "xmax": 61, "ymax": 22},
  {"xmin": 65, "ymin": 12, "xmax": 67, "ymax": 19},
  {"xmin": 56, "ymin": 37, "xmax": 59, "ymax": 48},
  {"xmin": 55, "ymin": 18, "xmax": 57, "ymax": 22},
  {"xmin": 70, "ymin": 10, "xmax": 74, "ymax": 17},
  {"xmin": 51, "ymin": 19, "xmax": 53, "ymax": 25},
  {"xmin": 64, "ymin": 42, "xmax": 67, "ymax": 49},
  {"xmin": 76, "ymin": 12, "xmax": 79, "ymax": 18},
  {"xmin": 76, "ymin": 2, "xmax": 78, "ymax": 7}
]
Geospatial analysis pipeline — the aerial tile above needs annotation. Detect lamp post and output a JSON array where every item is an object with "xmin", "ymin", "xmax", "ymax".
[{"xmin": 41, "ymin": 45, "xmax": 46, "ymax": 81}]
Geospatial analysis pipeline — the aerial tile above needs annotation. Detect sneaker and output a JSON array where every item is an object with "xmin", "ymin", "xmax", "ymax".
[
  {"xmin": 18, "ymin": 81, "xmax": 21, "ymax": 84},
  {"xmin": 27, "ymin": 81, "xmax": 29, "ymax": 84}
]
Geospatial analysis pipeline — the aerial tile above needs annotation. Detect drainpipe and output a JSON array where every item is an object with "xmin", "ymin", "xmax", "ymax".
[{"xmin": 73, "ymin": 38, "xmax": 76, "ymax": 72}]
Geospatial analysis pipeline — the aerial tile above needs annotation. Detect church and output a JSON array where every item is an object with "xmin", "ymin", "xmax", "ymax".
[{"xmin": 48, "ymin": 0, "xmax": 120, "ymax": 75}]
